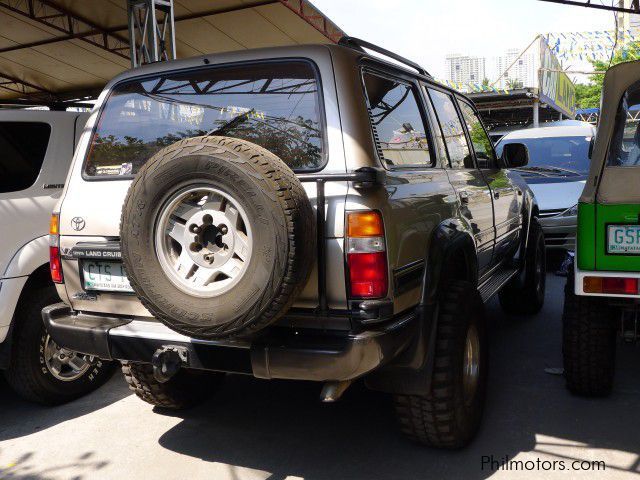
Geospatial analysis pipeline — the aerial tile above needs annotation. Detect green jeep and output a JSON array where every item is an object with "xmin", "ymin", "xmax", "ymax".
[{"xmin": 564, "ymin": 60, "xmax": 640, "ymax": 396}]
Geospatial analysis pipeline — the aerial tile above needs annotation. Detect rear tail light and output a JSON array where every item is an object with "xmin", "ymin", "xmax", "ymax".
[
  {"xmin": 346, "ymin": 211, "xmax": 387, "ymax": 299},
  {"xmin": 49, "ymin": 213, "xmax": 63, "ymax": 283},
  {"xmin": 584, "ymin": 276, "xmax": 639, "ymax": 295}
]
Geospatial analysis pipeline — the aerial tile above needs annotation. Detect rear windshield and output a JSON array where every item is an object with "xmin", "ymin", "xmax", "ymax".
[{"xmin": 84, "ymin": 61, "xmax": 324, "ymax": 177}]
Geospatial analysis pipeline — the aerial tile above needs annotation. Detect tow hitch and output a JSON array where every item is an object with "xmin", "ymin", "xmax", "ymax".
[{"xmin": 151, "ymin": 346, "xmax": 189, "ymax": 383}]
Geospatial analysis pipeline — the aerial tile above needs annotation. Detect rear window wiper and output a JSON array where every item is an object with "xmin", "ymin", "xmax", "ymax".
[{"xmin": 207, "ymin": 109, "xmax": 255, "ymax": 136}]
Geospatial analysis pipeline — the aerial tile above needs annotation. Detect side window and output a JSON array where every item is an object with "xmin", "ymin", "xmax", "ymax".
[
  {"xmin": 427, "ymin": 88, "xmax": 473, "ymax": 169},
  {"xmin": 458, "ymin": 100, "xmax": 497, "ymax": 168},
  {"xmin": 608, "ymin": 80, "xmax": 640, "ymax": 167},
  {"xmin": 0, "ymin": 122, "xmax": 51, "ymax": 194},
  {"xmin": 362, "ymin": 71, "xmax": 433, "ymax": 168}
]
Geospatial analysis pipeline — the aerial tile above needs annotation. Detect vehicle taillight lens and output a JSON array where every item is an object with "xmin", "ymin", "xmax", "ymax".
[
  {"xmin": 49, "ymin": 213, "xmax": 63, "ymax": 283},
  {"xmin": 346, "ymin": 211, "xmax": 387, "ymax": 299},
  {"xmin": 584, "ymin": 276, "xmax": 639, "ymax": 295}
]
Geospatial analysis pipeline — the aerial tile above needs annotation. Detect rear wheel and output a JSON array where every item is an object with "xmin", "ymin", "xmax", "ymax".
[
  {"xmin": 121, "ymin": 362, "xmax": 224, "ymax": 409},
  {"xmin": 393, "ymin": 281, "xmax": 488, "ymax": 448},
  {"xmin": 562, "ymin": 269, "xmax": 616, "ymax": 396},
  {"xmin": 5, "ymin": 286, "xmax": 114, "ymax": 405},
  {"xmin": 499, "ymin": 217, "xmax": 546, "ymax": 315}
]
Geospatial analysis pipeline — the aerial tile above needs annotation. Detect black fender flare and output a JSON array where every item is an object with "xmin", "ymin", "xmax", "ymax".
[
  {"xmin": 421, "ymin": 218, "xmax": 478, "ymax": 305},
  {"xmin": 512, "ymin": 188, "xmax": 539, "ymax": 287}
]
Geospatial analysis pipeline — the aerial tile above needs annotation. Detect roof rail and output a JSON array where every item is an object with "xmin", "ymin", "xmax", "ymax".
[{"xmin": 338, "ymin": 36, "xmax": 431, "ymax": 78}]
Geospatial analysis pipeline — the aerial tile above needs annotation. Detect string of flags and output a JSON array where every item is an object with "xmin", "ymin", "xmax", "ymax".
[
  {"xmin": 434, "ymin": 79, "xmax": 511, "ymax": 95},
  {"xmin": 546, "ymin": 30, "xmax": 639, "ymax": 62}
]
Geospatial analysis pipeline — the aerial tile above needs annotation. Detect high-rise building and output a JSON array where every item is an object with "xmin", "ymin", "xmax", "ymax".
[
  {"xmin": 487, "ymin": 48, "xmax": 538, "ymax": 90},
  {"xmin": 445, "ymin": 54, "xmax": 486, "ymax": 86}
]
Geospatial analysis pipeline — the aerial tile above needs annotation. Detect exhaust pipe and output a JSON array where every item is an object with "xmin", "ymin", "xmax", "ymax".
[
  {"xmin": 151, "ymin": 346, "xmax": 189, "ymax": 383},
  {"xmin": 320, "ymin": 380, "xmax": 352, "ymax": 402}
]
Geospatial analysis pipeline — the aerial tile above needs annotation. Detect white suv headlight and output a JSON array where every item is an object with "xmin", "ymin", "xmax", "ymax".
[{"xmin": 561, "ymin": 204, "xmax": 578, "ymax": 217}]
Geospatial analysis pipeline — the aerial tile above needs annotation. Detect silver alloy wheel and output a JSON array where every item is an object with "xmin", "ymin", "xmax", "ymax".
[
  {"xmin": 154, "ymin": 186, "xmax": 253, "ymax": 298},
  {"xmin": 43, "ymin": 335, "xmax": 91, "ymax": 382},
  {"xmin": 462, "ymin": 324, "xmax": 481, "ymax": 405}
]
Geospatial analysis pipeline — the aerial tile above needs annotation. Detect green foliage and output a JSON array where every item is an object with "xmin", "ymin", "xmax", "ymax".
[
  {"xmin": 575, "ymin": 41, "xmax": 640, "ymax": 110},
  {"xmin": 574, "ymin": 83, "xmax": 601, "ymax": 109},
  {"xmin": 506, "ymin": 78, "xmax": 523, "ymax": 90}
]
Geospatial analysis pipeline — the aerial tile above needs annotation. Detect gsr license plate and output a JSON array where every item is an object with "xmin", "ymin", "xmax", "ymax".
[
  {"xmin": 607, "ymin": 225, "xmax": 640, "ymax": 254},
  {"xmin": 82, "ymin": 261, "xmax": 134, "ymax": 292}
]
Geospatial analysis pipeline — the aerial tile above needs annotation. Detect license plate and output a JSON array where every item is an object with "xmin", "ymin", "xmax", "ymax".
[
  {"xmin": 607, "ymin": 225, "xmax": 640, "ymax": 254},
  {"xmin": 82, "ymin": 261, "xmax": 133, "ymax": 292}
]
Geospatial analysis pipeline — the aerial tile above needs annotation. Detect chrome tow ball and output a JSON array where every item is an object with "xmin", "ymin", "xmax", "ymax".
[{"xmin": 151, "ymin": 346, "xmax": 189, "ymax": 383}]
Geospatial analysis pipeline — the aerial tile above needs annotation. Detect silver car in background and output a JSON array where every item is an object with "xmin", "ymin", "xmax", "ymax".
[{"xmin": 496, "ymin": 123, "xmax": 595, "ymax": 250}]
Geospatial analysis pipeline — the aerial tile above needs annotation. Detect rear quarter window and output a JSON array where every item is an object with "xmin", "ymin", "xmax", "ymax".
[
  {"xmin": 0, "ymin": 122, "xmax": 51, "ymax": 193},
  {"xmin": 84, "ymin": 61, "xmax": 325, "ymax": 177}
]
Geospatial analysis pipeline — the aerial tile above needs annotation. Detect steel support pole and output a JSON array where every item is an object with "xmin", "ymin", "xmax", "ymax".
[
  {"xmin": 127, "ymin": 0, "xmax": 176, "ymax": 68},
  {"xmin": 533, "ymin": 99, "xmax": 540, "ymax": 127}
]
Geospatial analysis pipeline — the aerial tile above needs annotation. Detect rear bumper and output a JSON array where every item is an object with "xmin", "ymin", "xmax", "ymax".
[
  {"xmin": 575, "ymin": 264, "xmax": 640, "ymax": 299},
  {"xmin": 42, "ymin": 304, "xmax": 416, "ymax": 382}
]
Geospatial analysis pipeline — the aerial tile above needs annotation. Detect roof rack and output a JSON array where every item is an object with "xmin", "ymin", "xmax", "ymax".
[{"xmin": 339, "ymin": 36, "xmax": 431, "ymax": 78}]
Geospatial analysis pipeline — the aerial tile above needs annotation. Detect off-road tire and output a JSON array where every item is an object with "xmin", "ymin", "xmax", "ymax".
[
  {"xmin": 562, "ymin": 268, "xmax": 616, "ymax": 396},
  {"xmin": 499, "ymin": 217, "xmax": 546, "ymax": 315},
  {"xmin": 393, "ymin": 281, "xmax": 488, "ymax": 449},
  {"xmin": 4, "ymin": 286, "xmax": 114, "ymax": 405},
  {"xmin": 120, "ymin": 136, "xmax": 315, "ymax": 340},
  {"xmin": 121, "ymin": 362, "xmax": 224, "ymax": 409}
]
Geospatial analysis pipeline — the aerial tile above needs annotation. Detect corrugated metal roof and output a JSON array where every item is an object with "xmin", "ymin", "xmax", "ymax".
[{"xmin": 0, "ymin": 0, "xmax": 344, "ymax": 104}]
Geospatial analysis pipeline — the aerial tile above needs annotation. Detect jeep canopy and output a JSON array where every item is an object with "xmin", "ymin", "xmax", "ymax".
[{"xmin": 581, "ymin": 60, "xmax": 640, "ymax": 204}]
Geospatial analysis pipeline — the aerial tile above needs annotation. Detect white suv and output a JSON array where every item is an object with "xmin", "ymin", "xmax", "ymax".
[{"xmin": 0, "ymin": 110, "xmax": 113, "ymax": 404}]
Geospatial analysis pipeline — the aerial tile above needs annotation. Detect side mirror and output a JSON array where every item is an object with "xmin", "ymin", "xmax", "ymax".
[{"xmin": 501, "ymin": 142, "xmax": 529, "ymax": 168}]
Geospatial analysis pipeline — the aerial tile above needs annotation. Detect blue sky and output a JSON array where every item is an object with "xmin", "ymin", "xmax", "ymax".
[{"xmin": 312, "ymin": 0, "xmax": 616, "ymax": 79}]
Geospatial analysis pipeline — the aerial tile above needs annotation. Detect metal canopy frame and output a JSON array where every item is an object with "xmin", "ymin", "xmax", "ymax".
[
  {"xmin": 0, "ymin": 0, "xmax": 345, "ymax": 108},
  {"xmin": 0, "ymin": 0, "xmax": 130, "ymax": 59},
  {"xmin": 0, "ymin": 71, "xmax": 52, "ymax": 98},
  {"xmin": 539, "ymin": 0, "xmax": 640, "ymax": 14}
]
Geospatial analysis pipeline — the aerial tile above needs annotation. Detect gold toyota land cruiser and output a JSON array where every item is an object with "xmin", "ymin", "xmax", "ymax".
[{"xmin": 44, "ymin": 38, "xmax": 543, "ymax": 448}]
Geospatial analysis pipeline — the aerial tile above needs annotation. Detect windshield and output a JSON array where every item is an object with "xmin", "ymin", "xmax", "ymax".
[
  {"xmin": 496, "ymin": 135, "xmax": 592, "ymax": 176},
  {"xmin": 84, "ymin": 61, "xmax": 324, "ymax": 177}
]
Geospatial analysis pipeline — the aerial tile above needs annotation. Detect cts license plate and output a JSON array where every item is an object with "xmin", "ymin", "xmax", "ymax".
[
  {"xmin": 607, "ymin": 225, "xmax": 640, "ymax": 254},
  {"xmin": 82, "ymin": 261, "xmax": 133, "ymax": 292}
]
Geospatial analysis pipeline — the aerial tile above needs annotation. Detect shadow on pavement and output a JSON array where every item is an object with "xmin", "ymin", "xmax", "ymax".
[
  {"xmin": 0, "ymin": 372, "xmax": 129, "ymax": 443},
  {"xmin": 0, "ymin": 450, "xmax": 109, "ymax": 480},
  {"xmin": 157, "ymin": 275, "xmax": 640, "ymax": 480}
]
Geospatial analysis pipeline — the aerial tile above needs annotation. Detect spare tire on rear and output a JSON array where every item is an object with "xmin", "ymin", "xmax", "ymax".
[{"xmin": 120, "ymin": 136, "xmax": 315, "ymax": 339}]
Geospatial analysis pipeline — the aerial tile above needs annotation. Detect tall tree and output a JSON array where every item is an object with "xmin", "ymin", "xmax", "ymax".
[{"xmin": 575, "ymin": 41, "xmax": 640, "ymax": 109}]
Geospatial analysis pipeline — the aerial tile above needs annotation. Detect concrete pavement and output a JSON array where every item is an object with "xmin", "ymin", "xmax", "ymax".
[{"xmin": 0, "ymin": 274, "xmax": 638, "ymax": 480}]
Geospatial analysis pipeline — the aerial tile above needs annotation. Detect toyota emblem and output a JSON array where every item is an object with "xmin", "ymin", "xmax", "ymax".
[{"xmin": 71, "ymin": 217, "xmax": 86, "ymax": 231}]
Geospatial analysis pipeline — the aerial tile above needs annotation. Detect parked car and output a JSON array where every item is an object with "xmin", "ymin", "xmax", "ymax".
[
  {"xmin": 43, "ymin": 38, "xmax": 543, "ymax": 448},
  {"xmin": 563, "ymin": 60, "xmax": 640, "ymax": 397},
  {"xmin": 496, "ymin": 122, "xmax": 595, "ymax": 251},
  {"xmin": 0, "ymin": 110, "xmax": 113, "ymax": 404}
]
